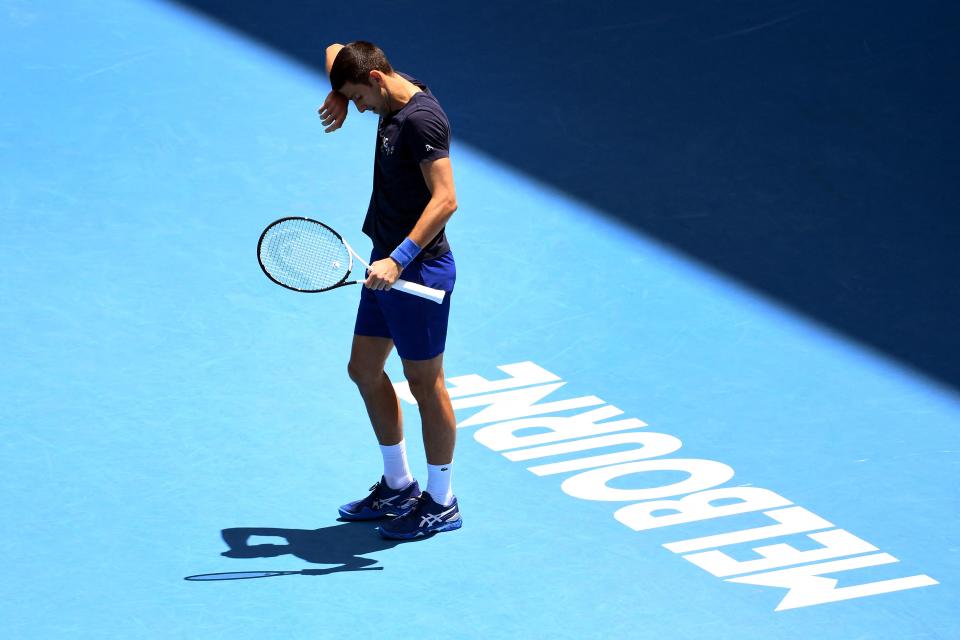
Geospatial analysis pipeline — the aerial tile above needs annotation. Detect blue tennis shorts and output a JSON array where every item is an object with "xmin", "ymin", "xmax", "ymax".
[{"xmin": 354, "ymin": 249, "xmax": 456, "ymax": 361}]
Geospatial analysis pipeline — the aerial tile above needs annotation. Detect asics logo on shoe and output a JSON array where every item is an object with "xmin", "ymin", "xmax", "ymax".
[
  {"xmin": 419, "ymin": 505, "xmax": 458, "ymax": 528},
  {"xmin": 371, "ymin": 495, "xmax": 399, "ymax": 511}
]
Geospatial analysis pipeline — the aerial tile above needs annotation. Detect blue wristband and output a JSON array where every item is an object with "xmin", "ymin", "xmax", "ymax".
[{"xmin": 389, "ymin": 238, "xmax": 422, "ymax": 270}]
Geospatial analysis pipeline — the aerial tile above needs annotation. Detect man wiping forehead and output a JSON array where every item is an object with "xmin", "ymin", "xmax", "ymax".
[{"xmin": 317, "ymin": 41, "xmax": 462, "ymax": 540}]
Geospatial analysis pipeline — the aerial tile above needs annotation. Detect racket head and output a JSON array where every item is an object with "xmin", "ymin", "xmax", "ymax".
[{"xmin": 257, "ymin": 217, "xmax": 354, "ymax": 292}]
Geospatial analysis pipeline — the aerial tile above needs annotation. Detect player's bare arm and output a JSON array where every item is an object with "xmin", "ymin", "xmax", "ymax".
[
  {"xmin": 325, "ymin": 43, "xmax": 344, "ymax": 75},
  {"xmin": 319, "ymin": 43, "xmax": 348, "ymax": 132},
  {"xmin": 409, "ymin": 158, "xmax": 458, "ymax": 247},
  {"xmin": 364, "ymin": 158, "xmax": 458, "ymax": 290}
]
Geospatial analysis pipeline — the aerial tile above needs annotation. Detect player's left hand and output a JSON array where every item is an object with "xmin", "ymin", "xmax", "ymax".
[{"xmin": 364, "ymin": 258, "xmax": 401, "ymax": 290}]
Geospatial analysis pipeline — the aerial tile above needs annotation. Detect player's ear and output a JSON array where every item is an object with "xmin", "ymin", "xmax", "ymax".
[{"xmin": 369, "ymin": 70, "xmax": 384, "ymax": 86}]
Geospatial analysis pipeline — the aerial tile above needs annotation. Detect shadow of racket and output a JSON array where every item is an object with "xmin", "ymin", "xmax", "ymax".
[{"xmin": 185, "ymin": 565, "xmax": 383, "ymax": 581}]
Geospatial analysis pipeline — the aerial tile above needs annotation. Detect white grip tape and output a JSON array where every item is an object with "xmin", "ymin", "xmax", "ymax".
[{"xmin": 395, "ymin": 279, "xmax": 446, "ymax": 304}]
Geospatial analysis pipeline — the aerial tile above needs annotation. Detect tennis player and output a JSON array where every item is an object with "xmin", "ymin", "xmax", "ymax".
[{"xmin": 317, "ymin": 41, "xmax": 461, "ymax": 539}]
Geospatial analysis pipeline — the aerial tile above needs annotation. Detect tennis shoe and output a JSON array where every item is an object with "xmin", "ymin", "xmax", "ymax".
[
  {"xmin": 377, "ymin": 491, "xmax": 462, "ymax": 539},
  {"xmin": 338, "ymin": 476, "xmax": 421, "ymax": 521}
]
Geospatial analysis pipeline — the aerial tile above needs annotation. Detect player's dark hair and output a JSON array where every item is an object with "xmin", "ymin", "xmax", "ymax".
[{"xmin": 330, "ymin": 41, "xmax": 394, "ymax": 92}]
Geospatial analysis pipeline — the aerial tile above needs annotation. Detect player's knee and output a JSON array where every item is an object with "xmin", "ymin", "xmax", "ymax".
[
  {"xmin": 404, "ymin": 369, "xmax": 443, "ymax": 402},
  {"xmin": 347, "ymin": 359, "xmax": 381, "ymax": 388}
]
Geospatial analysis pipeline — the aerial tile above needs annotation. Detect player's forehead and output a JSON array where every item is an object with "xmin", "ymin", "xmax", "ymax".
[{"xmin": 338, "ymin": 81, "xmax": 372, "ymax": 97}]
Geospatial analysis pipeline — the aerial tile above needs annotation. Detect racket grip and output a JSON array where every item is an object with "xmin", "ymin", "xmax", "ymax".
[{"xmin": 395, "ymin": 278, "xmax": 446, "ymax": 304}]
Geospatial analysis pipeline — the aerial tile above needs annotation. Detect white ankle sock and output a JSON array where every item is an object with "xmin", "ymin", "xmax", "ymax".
[
  {"xmin": 426, "ymin": 462, "xmax": 454, "ymax": 506},
  {"xmin": 380, "ymin": 441, "xmax": 414, "ymax": 490}
]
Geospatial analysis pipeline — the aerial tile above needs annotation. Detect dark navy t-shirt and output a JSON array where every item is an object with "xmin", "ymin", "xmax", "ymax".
[{"xmin": 363, "ymin": 73, "xmax": 452, "ymax": 261}]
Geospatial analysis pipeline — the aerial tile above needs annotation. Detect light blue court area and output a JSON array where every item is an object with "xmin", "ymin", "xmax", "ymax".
[{"xmin": 2, "ymin": 2, "xmax": 958, "ymax": 639}]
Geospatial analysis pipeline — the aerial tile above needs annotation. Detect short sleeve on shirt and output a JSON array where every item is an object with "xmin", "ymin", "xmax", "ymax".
[{"xmin": 406, "ymin": 108, "xmax": 450, "ymax": 165}]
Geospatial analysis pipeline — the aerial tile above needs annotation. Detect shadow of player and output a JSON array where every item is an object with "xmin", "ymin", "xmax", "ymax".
[{"xmin": 218, "ymin": 520, "xmax": 429, "ymax": 575}]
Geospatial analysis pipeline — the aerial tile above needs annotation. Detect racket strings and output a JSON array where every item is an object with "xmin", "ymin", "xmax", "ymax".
[{"xmin": 260, "ymin": 219, "xmax": 352, "ymax": 291}]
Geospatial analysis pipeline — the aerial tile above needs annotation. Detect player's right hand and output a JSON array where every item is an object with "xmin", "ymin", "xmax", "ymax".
[{"xmin": 318, "ymin": 90, "xmax": 348, "ymax": 133}]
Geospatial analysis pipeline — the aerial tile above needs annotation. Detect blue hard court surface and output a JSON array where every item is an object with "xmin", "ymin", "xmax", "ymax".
[{"xmin": 1, "ymin": 2, "xmax": 958, "ymax": 638}]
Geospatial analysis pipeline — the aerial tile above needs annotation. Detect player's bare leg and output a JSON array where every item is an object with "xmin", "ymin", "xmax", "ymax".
[
  {"xmin": 378, "ymin": 352, "xmax": 461, "ymax": 538},
  {"xmin": 401, "ymin": 353, "xmax": 456, "ymax": 465},
  {"xmin": 347, "ymin": 334, "xmax": 401, "ymax": 445},
  {"xmin": 339, "ymin": 334, "xmax": 420, "ymax": 522}
]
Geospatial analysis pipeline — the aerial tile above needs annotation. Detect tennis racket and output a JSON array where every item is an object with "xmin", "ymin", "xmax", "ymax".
[{"xmin": 257, "ymin": 217, "xmax": 445, "ymax": 304}]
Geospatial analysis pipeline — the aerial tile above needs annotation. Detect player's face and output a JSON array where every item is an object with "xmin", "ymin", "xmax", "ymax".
[{"xmin": 340, "ymin": 81, "xmax": 387, "ymax": 116}]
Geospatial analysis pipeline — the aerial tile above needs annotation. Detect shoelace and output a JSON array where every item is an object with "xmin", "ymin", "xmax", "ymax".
[
  {"xmin": 392, "ymin": 496, "xmax": 425, "ymax": 523},
  {"xmin": 362, "ymin": 482, "xmax": 384, "ymax": 505}
]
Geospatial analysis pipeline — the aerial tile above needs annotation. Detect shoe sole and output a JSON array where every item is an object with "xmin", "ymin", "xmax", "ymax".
[
  {"xmin": 338, "ymin": 503, "xmax": 419, "ymax": 521},
  {"xmin": 338, "ymin": 508, "xmax": 386, "ymax": 521},
  {"xmin": 377, "ymin": 518, "xmax": 462, "ymax": 540}
]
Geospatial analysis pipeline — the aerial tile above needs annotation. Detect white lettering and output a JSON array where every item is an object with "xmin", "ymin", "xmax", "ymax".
[
  {"xmin": 663, "ymin": 506, "xmax": 830, "ymax": 552},
  {"xmin": 395, "ymin": 361, "xmax": 560, "ymax": 404},
  {"xmin": 727, "ymin": 553, "xmax": 939, "ymax": 611},
  {"xmin": 446, "ymin": 361, "xmax": 561, "ymax": 398},
  {"xmin": 396, "ymin": 361, "xmax": 938, "ymax": 610},
  {"xmin": 685, "ymin": 529, "xmax": 878, "ymax": 577},
  {"xmin": 507, "ymin": 431, "xmax": 683, "ymax": 476},
  {"xmin": 474, "ymin": 405, "xmax": 647, "ymax": 451},
  {"xmin": 561, "ymin": 459, "xmax": 735, "ymax": 502},
  {"xmin": 453, "ymin": 383, "xmax": 605, "ymax": 428},
  {"xmin": 616, "ymin": 488, "xmax": 794, "ymax": 533}
]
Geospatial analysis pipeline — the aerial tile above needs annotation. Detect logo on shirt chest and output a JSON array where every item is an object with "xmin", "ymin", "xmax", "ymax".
[{"xmin": 380, "ymin": 134, "xmax": 396, "ymax": 157}]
